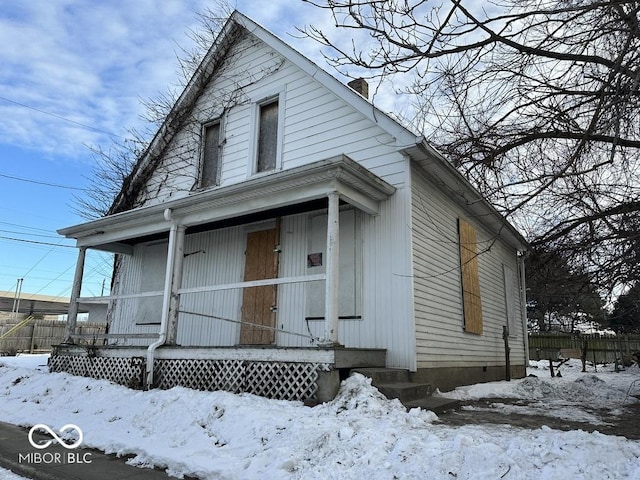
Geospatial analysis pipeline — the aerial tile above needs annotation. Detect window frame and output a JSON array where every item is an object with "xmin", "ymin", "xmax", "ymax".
[
  {"xmin": 199, "ymin": 118, "xmax": 223, "ymax": 189},
  {"xmin": 249, "ymin": 92, "xmax": 284, "ymax": 177}
]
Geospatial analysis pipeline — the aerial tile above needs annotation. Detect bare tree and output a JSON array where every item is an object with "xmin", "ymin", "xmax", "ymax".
[
  {"xmin": 303, "ymin": 0, "xmax": 640, "ymax": 293},
  {"xmin": 74, "ymin": 3, "xmax": 234, "ymax": 218},
  {"xmin": 526, "ymin": 246, "xmax": 606, "ymax": 332}
]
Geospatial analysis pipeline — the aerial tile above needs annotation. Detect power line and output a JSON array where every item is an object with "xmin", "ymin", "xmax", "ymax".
[
  {"xmin": 28, "ymin": 262, "xmax": 76, "ymax": 299},
  {"xmin": 0, "ymin": 172, "xmax": 87, "ymax": 191},
  {"xmin": 0, "ymin": 95, "xmax": 128, "ymax": 140},
  {"xmin": 0, "ymin": 221, "xmax": 54, "ymax": 233},
  {"xmin": 0, "ymin": 229, "xmax": 63, "ymax": 239},
  {"xmin": 0, "ymin": 235, "xmax": 75, "ymax": 248}
]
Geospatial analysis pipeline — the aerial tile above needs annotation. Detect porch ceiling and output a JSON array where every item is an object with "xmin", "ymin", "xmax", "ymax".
[{"xmin": 58, "ymin": 155, "xmax": 395, "ymax": 253}]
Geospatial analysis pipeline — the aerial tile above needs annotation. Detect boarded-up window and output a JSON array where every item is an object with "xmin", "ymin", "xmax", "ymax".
[
  {"xmin": 257, "ymin": 100, "xmax": 278, "ymax": 172},
  {"xmin": 201, "ymin": 122, "xmax": 221, "ymax": 188},
  {"xmin": 458, "ymin": 218, "xmax": 483, "ymax": 334},
  {"xmin": 306, "ymin": 209, "xmax": 362, "ymax": 319},
  {"xmin": 137, "ymin": 242, "xmax": 167, "ymax": 325}
]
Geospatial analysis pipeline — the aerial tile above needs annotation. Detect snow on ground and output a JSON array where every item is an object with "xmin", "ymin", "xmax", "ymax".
[
  {"xmin": 0, "ymin": 354, "xmax": 639, "ymax": 479},
  {"xmin": 0, "ymin": 467, "xmax": 26, "ymax": 480},
  {"xmin": 440, "ymin": 359, "xmax": 640, "ymax": 426}
]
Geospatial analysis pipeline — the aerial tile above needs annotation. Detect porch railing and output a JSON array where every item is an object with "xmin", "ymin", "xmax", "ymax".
[{"xmin": 73, "ymin": 274, "xmax": 327, "ymax": 347}]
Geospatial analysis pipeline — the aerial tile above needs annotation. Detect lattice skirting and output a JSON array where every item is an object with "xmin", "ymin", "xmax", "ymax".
[
  {"xmin": 49, "ymin": 355, "xmax": 331, "ymax": 400},
  {"xmin": 49, "ymin": 354, "xmax": 146, "ymax": 389}
]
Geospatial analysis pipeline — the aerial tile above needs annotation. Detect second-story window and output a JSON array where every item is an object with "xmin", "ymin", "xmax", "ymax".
[
  {"xmin": 201, "ymin": 121, "xmax": 221, "ymax": 188},
  {"xmin": 256, "ymin": 99, "xmax": 278, "ymax": 172}
]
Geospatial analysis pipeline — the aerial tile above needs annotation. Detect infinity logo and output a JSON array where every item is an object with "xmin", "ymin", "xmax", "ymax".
[{"xmin": 28, "ymin": 424, "xmax": 83, "ymax": 450}]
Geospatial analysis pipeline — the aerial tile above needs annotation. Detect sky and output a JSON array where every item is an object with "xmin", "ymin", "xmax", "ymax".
[
  {"xmin": 0, "ymin": 0, "xmax": 350, "ymax": 301},
  {"xmin": 0, "ymin": 356, "xmax": 639, "ymax": 479}
]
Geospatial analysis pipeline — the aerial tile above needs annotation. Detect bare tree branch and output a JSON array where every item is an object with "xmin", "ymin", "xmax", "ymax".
[{"xmin": 303, "ymin": 0, "xmax": 640, "ymax": 292}]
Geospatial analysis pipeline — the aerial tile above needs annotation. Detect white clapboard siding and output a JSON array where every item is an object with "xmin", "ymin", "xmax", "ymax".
[
  {"xmin": 410, "ymin": 165, "xmax": 525, "ymax": 368},
  {"xmin": 108, "ymin": 25, "xmax": 417, "ymax": 366},
  {"xmin": 139, "ymin": 27, "xmax": 410, "ymax": 210},
  {"xmin": 139, "ymin": 35, "xmax": 285, "ymax": 204}
]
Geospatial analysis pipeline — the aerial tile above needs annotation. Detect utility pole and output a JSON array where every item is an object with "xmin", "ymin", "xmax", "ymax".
[{"xmin": 11, "ymin": 278, "xmax": 23, "ymax": 321}]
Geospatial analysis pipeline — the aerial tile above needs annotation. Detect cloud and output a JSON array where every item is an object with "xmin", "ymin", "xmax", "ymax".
[
  {"xmin": 0, "ymin": 0, "xmax": 211, "ymax": 158},
  {"xmin": 0, "ymin": 1, "xmax": 412, "ymax": 161}
]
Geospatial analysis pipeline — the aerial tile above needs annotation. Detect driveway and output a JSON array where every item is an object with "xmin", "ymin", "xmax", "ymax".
[{"xmin": 437, "ymin": 396, "xmax": 640, "ymax": 440}]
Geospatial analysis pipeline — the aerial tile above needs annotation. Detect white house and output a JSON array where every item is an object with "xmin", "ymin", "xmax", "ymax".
[{"xmin": 53, "ymin": 11, "xmax": 528, "ymax": 402}]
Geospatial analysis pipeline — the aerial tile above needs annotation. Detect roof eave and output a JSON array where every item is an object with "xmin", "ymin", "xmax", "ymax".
[{"xmin": 58, "ymin": 155, "xmax": 395, "ymax": 251}]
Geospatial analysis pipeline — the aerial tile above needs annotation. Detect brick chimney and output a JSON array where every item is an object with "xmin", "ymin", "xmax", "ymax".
[{"xmin": 348, "ymin": 78, "xmax": 369, "ymax": 99}]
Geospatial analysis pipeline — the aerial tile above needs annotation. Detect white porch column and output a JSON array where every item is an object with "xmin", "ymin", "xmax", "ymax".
[
  {"xmin": 166, "ymin": 224, "xmax": 186, "ymax": 345},
  {"xmin": 324, "ymin": 191, "xmax": 340, "ymax": 345},
  {"xmin": 63, "ymin": 246, "xmax": 87, "ymax": 343}
]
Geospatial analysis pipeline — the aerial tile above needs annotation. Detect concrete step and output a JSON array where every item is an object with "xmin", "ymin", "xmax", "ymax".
[
  {"xmin": 351, "ymin": 367, "xmax": 410, "ymax": 385},
  {"xmin": 352, "ymin": 368, "xmax": 460, "ymax": 414},
  {"xmin": 404, "ymin": 396, "xmax": 461, "ymax": 414},
  {"xmin": 377, "ymin": 382, "xmax": 431, "ymax": 403}
]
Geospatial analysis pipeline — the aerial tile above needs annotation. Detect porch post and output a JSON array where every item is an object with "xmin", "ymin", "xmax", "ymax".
[
  {"xmin": 63, "ymin": 246, "xmax": 87, "ymax": 343},
  {"xmin": 324, "ymin": 191, "xmax": 340, "ymax": 345},
  {"xmin": 166, "ymin": 225, "xmax": 186, "ymax": 344}
]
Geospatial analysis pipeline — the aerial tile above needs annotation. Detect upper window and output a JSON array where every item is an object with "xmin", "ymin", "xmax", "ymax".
[
  {"xmin": 200, "ymin": 121, "xmax": 221, "ymax": 188},
  {"xmin": 256, "ymin": 99, "xmax": 279, "ymax": 172}
]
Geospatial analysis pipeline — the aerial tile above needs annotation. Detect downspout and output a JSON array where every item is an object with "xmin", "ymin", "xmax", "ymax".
[
  {"xmin": 146, "ymin": 208, "xmax": 179, "ymax": 388},
  {"xmin": 518, "ymin": 251, "xmax": 530, "ymax": 366}
]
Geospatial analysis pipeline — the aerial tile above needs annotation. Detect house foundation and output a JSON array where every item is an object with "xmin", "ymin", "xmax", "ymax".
[{"xmin": 410, "ymin": 365, "xmax": 527, "ymax": 393}]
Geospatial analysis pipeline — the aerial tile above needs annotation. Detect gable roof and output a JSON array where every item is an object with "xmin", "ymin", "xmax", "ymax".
[{"xmin": 95, "ymin": 10, "xmax": 527, "ymax": 251}]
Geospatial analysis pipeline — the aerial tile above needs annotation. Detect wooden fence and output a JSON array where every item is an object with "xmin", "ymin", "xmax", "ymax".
[
  {"xmin": 0, "ymin": 319, "xmax": 107, "ymax": 354},
  {"xmin": 529, "ymin": 333, "xmax": 640, "ymax": 364}
]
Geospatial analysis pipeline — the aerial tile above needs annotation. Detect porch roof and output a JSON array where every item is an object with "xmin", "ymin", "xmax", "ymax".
[{"xmin": 59, "ymin": 155, "xmax": 395, "ymax": 253}]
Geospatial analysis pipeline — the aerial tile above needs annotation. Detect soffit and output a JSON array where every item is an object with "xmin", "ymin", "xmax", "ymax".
[{"xmin": 58, "ymin": 155, "xmax": 395, "ymax": 252}]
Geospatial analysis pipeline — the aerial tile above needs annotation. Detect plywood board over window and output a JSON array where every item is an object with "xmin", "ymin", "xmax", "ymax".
[{"xmin": 458, "ymin": 218, "xmax": 483, "ymax": 335}]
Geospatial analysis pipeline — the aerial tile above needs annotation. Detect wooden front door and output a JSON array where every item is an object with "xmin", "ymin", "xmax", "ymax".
[{"xmin": 239, "ymin": 227, "xmax": 279, "ymax": 344}]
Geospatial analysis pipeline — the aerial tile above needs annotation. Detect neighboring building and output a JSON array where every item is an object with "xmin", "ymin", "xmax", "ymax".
[
  {"xmin": 52, "ymin": 11, "xmax": 528, "ymax": 401},
  {"xmin": 0, "ymin": 291, "xmax": 102, "ymax": 354},
  {"xmin": 0, "ymin": 291, "xmax": 72, "ymax": 319}
]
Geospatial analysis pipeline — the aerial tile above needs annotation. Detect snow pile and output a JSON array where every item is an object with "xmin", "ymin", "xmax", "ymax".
[
  {"xmin": 443, "ymin": 359, "xmax": 639, "ymax": 405},
  {"xmin": 0, "ymin": 355, "xmax": 640, "ymax": 479},
  {"xmin": 514, "ymin": 374, "xmax": 629, "ymax": 407}
]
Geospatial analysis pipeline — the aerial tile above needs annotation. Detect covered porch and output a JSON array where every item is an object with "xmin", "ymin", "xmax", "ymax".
[{"xmin": 53, "ymin": 156, "xmax": 395, "ymax": 400}]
